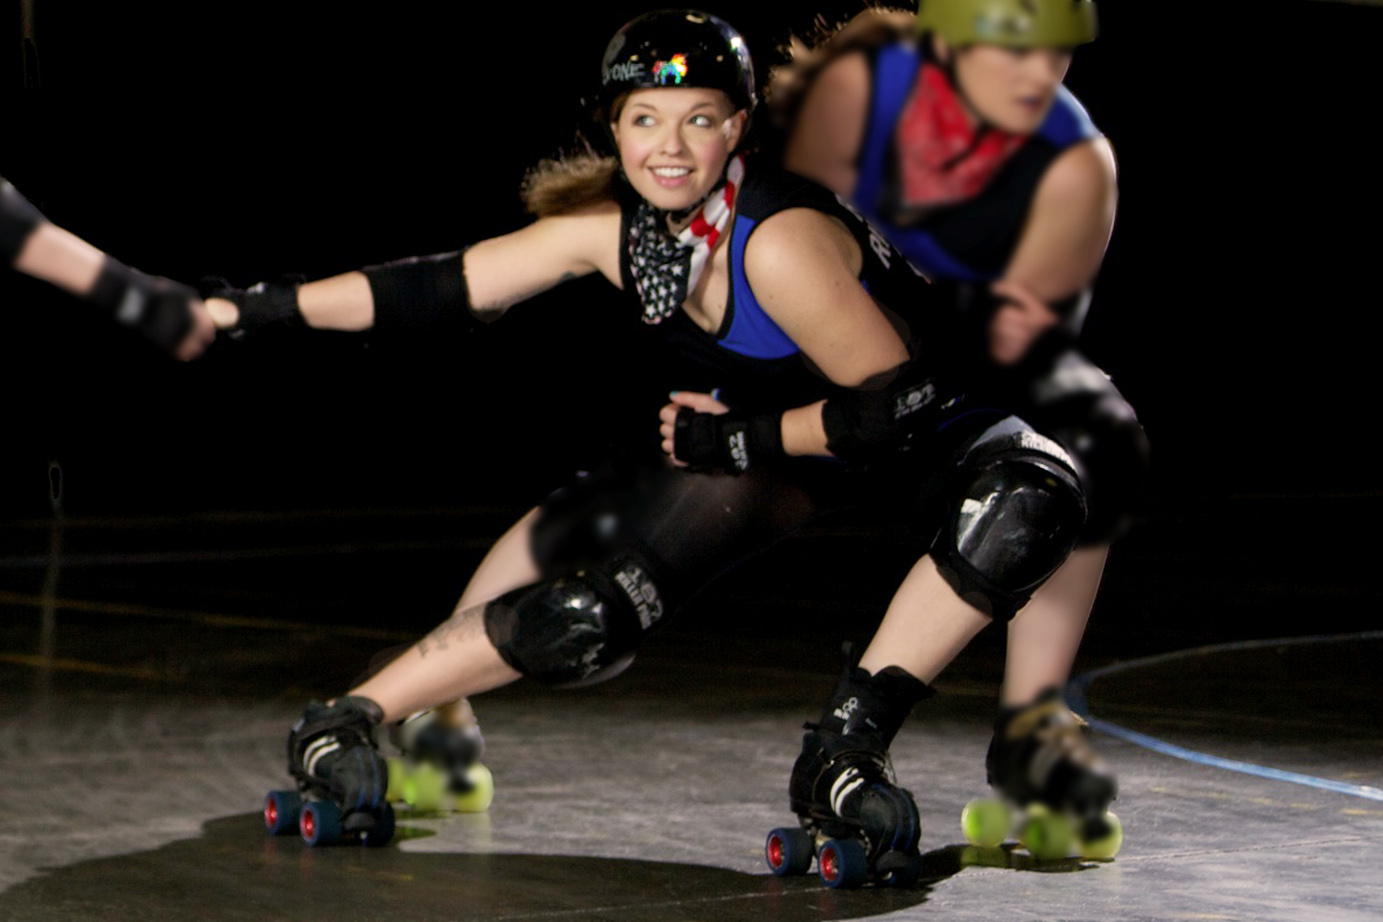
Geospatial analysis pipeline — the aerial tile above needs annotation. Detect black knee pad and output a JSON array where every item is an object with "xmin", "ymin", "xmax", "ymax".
[
  {"xmin": 932, "ymin": 419, "xmax": 1086, "ymax": 621},
  {"xmin": 1011, "ymin": 349, "xmax": 1149, "ymax": 545},
  {"xmin": 483, "ymin": 553, "xmax": 665, "ymax": 689},
  {"xmin": 1041, "ymin": 392, "xmax": 1149, "ymax": 545}
]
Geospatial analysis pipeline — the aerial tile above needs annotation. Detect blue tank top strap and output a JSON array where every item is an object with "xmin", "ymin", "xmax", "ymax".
[
  {"xmin": 1039, "ymin": 86, "xmax": 1100, "ymax": 147},
  {"xmin": 856, "ymin": 41, "xmax": 921, "ymax": 218},
  {"xmin": 722, "ymin": 212, "xmax": 800, "ymax": 359}
]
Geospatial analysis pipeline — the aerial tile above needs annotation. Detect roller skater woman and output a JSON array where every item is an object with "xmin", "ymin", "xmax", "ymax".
[
  {"xmin": 765, "ymin": 0, "xmax": 1144, "ymax": 859},
  {"xmin": 214, "ymin": 11, "xmax": 1089, "ymax": 875}
]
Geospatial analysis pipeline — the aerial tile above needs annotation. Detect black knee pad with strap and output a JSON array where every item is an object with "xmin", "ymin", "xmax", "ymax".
[
  {"xmin": 483, "ymin": 551, "xmax": 666, "ymax": 689},
  {"xmin": 932, "ymin": 417, "xmax": 1086, "ymax": 622}
]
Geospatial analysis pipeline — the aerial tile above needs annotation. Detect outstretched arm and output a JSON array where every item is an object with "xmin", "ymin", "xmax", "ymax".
[
  {"xmin": 207, "ymin": 201, "xmax": 624, "ymax": 336},
  {"xmin": 3, "ymin": 177, "xmax": 215, "ymax": 360}
]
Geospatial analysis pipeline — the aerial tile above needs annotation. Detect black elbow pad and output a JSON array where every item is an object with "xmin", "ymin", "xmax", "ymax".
[{"xmin": 1, "ymin": 177, "xmax": 44, "ymax": 266}]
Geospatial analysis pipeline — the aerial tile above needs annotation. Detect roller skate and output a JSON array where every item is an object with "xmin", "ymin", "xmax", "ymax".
[
  {"xmin": 385, "ymin": 698, "xmax": 494, "ymax": 813},
  {"xmin": 263, "ymin": 696, "xmax": 395, "ymax": 847},
  {"xmin": 960, "ymin": 689, "xmax": 1122, "ymax": 860},
  {"xmin": 765, "ymin": 665, "xmax": 934, "ymax": 888}
]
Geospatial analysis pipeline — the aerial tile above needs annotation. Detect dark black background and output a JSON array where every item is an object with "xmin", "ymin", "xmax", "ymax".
[{"xmin": 1, "ymin": 0, "xmax": 1379, "ymax": 519}]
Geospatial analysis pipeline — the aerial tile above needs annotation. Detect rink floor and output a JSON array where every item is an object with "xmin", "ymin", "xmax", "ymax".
[{"xmin": 0, "ymin": 499, "xmax": 1379, "ymax": 922}]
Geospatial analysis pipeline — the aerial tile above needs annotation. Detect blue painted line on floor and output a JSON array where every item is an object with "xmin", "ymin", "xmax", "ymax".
[
  {"xmin": 1071, "ymin": 631, "xmax": 1383, "ymax": 803},
  {"xmin": 1086, "ymin": 717, "xmax": 1383, "ymax": 802}
]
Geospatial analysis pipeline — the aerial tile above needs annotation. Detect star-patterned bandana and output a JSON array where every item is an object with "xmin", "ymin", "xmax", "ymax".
[{"xmin": 628, "ymin": 155, "xmax": 745, "ymax": 324}]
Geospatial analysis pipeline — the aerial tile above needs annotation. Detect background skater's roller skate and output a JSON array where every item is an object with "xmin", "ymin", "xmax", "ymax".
[
  {"xmin": 960, "ymin": 689, "xmax": 1122, "ymax": 860},
  {"xmin": 264, "ymin": 695, "xmax": 395, "ymax": 847},
  {"xmin": 765, "ymin": 664, "xmax": 935, "ymax": 888},
  {"xmin": 385, "ymin": 698, "xmax": 494, "ymax": 813}
]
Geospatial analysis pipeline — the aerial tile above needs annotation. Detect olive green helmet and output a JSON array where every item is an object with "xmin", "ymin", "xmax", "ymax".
[{"xmin": 916, "ymin": 0, "xmax": 1098, "ymax": 47}]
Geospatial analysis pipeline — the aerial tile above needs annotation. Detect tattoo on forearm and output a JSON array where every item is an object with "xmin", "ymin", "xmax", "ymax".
[{"xmin": 416, "ymin": 602, "xmax": 486, "ymax": 658}]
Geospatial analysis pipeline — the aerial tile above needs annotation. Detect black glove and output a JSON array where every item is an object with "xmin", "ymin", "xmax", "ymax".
[
  {"xmin": 199, "ymin": 275, "xmax": 303, "ymax": 341},
  {"xmin": 88, "ymin": 260, "xmax": 198, "ymax": 353},
  {"xmin": 673, "ymin": 407, "xmax": 783, "ymax": 474}
]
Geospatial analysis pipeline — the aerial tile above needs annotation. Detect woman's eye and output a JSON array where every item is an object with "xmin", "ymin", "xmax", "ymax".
[
  {"xmin": 633, "ymin": 115, "xmax": 656, "ymax": 127},
  {"xmin": 689, "ymin": 115, "xmax": 714, "ymax": 128}
]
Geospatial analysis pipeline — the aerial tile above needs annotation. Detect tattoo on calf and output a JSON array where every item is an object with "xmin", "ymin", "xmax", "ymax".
[{"xmin": 416, "ymin": 602, "xmax": 486, "ymax": 658}]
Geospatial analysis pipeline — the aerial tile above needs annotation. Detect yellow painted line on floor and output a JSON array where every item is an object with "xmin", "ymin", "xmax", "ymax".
[
  {"xmin": 0, "ymin": 590, "xmax": 415, "ymax": 642},
  {"xmin": 0, "ymin": 652, "xmax": 178, "ymax": 682}
]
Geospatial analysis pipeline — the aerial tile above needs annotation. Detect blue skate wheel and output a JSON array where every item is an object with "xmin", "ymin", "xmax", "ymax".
[
  {"xmin": 300, "ymin": 801, "xmax": 343, "ymax": 847},
  {"xmin": 765, "ymin": 827, "xmax": 814, "ymax": 876},
  {"xmin": 264, "ymin": 790, "xmax": 302, "ymax": 836},
  {"xmin": 362, "ymin": 802, "xmax": 396, "ymax": 847},
  {"xmin": 817, "ymin": 838, "xmax": 869, "ymax": 889}
]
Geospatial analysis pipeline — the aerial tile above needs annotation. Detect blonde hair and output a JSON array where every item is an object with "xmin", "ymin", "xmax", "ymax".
[
  {"xmin": 519, "ymin": 152, "xmax": 621, "ymax": 218},
  {"xmin": 766, "ymin": 7, "xmax": 915, "ymax": 134}
]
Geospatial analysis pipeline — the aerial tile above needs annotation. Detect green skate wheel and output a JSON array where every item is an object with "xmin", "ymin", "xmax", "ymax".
[
  {"xmin": 1019, "ymin": 806, "xmax": 1073, "ymax": 861},
  {"xmin": 403, "ymin": 762, "xmax": 448, "ymax": 811},
  {"xmin": 1079, "ymin": 810, "xmax": 1123, "ymax": 860},
  {"xmin": 452, "ymin": 763, "xmax": 495, "ymax": 813},
  {"xmin": 385, "ymin": 757, "xmax": 408, "ymax": 803},
  {"xmin": 959, "ymin": 845, "xmax": 1009, "ymax": 869},
  {"xmin": 961, "ymin": 797, "xmax": 1010, "ymax": 848}
]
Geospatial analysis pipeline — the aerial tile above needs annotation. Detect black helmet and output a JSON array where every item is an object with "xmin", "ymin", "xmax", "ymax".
[{"xmin": 600, "ymin": 10, "xmax": 756, "ymax": 116}]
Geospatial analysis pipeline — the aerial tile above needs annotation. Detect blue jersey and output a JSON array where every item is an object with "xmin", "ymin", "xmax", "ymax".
[
  {"xmin": 620, "ymin": 165, "xmax": 927, "ymax": 412},
  {"xmin": 853, "ymin": 41, "xmax": 1101, "ymax": 284}
]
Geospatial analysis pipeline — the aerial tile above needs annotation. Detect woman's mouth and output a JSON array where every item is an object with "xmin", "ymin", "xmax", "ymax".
[{"xmin": 651, "ymin": 166, "xmax": 693, "ymax": 187}]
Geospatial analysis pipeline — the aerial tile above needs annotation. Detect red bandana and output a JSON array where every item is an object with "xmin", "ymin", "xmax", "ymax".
[{"xmin": 895, "ymin": 63, "xmax": 1029, "ymax": 210}]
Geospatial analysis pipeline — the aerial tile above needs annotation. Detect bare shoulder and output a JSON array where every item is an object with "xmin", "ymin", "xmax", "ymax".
[
  {"xmin": 786, "ymin": 51, "xmax": 872, "ymax": 192},
  {"xmin": 541, "ymin": 198, "xmax": 623, "ymax": 239},
  {"xmin": 807, "ymin": 49, "xmax": 871, "ymax": 111},
  {"xmin": 742, "ymin": 207, "xmax": 857, "ymax": 279},
  {"xmin": 1036, "ymin": 137, "xmax": 1117, "ymax": 208},
  {"xmin": 526, "ymin": 198, "xmax": 624, "ymax": 278}
]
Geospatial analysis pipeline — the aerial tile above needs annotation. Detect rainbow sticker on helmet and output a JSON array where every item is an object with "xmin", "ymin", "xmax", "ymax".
[
  {"xmin": 653, "ymin": 54, "xmax": 689, "ymax": 86},
  {"xmin": 599, "ymin": 12, "xmax": 757, "ymax": 113}
]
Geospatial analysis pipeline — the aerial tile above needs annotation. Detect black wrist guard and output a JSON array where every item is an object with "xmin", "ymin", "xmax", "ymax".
[
  {"xmin": 199, "ymin": 276, "xmax": 302, "ymax": 341},
  {"xmin": 823, "ymin": 363, "xmax": 956, "ymax": 465},
  {"xmin": 88, "ymin": 258, "xmax": 196, "ymax": 352},
  {"xmin": 1, "ymin": 177, "xmax": 44, "ymax": 265},
  {"xmin": 674, "ymin": 407, "xmax": 783, "ymax": 474},
  {"xmin": 362, "ymin": 249, "xmax": 477, "ymax": 336}
]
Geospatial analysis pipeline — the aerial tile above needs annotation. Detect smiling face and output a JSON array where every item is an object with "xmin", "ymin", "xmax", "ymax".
[
  {"xmin": 611, "ymin": 87, "xmax": 747, "ymax": 213},
  {"xmin": 938, "ymin": 38, "xmax": 1074, "ymax": 135}
]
